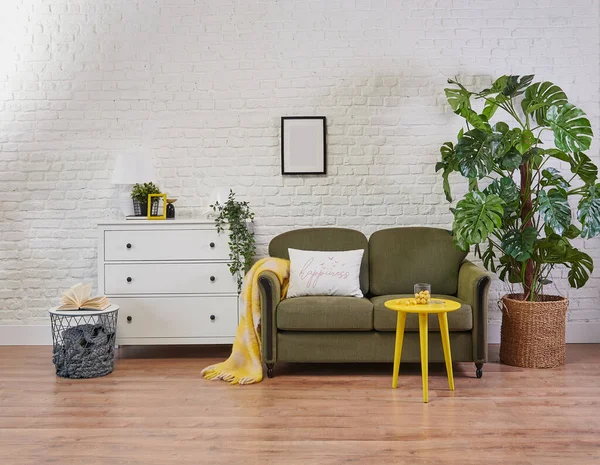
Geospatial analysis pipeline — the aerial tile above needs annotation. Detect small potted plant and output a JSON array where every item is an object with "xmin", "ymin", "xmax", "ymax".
[
  {"xmin": 437, "ymin": 75, "xmax": 597, "ymax": 368},
  {"xmin": 130, "ymin": 182, "xmax": 161, "ymax": 216},
  {"xmin": 211, "ymin": 190, "xmax": 256, "ymax": 292}
]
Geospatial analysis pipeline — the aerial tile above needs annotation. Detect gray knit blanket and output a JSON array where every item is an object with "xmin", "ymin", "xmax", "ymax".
[{"xmin": 52, "ymin": 324, "xmax": 116, "ymax": 379}]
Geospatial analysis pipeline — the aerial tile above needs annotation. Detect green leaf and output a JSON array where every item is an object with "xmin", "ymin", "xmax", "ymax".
[
  {"xmin": 463, "ymin": 110, "xmax": 492, "ymax": 132},
  {"xmin": 482, "ymin": 94, "xmax": 508, "ymax": 119},
  {"xmin": 499, "ymin": 148, "xmax": 523, "ymax": 171},
  {"xmin": 521, "ymin": 81, "xmax": 568, "ymax": 125},
  {"xmin": 544, "ymin": 148, "xmax": 571, "ymax": 163},
  {"xmin": 570, "ymin": 152, "xmax": 598, "ymax": 185},
  {"xmin": 537, "ymin": 233, "xmax": 569, "ymax": 264},
  {"xmin": 515, "ymin": 129, "xmax": 535, "ymax": 155},
  {"xmin": 455, "ymin": 129, "xmax": 496, "ymax": 179},
  {"xmin": 501, "ymin": 75, "xmax": 535, "ymax": 97},
  {"xmin": 493, "ymin": 121, "xmax": 509, "ymax": 134},
  {"xmin": 497, "ymin": 255, "xmax": 521, "ymax": 284},
  {"xmin": 537, "ymin": 188, "xmax": 572, "ymax": 235},
  {"xmin": 493, "ymin": 127, "xmax": 521, "ymax": 159},
  {"xmin": 484, "ymin": 177, "xmax": 520, "ymax": 212},
  {"xmin": 578, "ymin": 183, "xmax": 600, "ymax": 238},
  {"xmin": 453, "ymin": 191, "xmax": 504, "ymax": 245},
  {"xmin": 541, "ymin": 167, "xmax": 570, "ymax": 189},
  {"xmin": 546, "ymin": 103, "xmax": 593, "ymax": 152},
  {"xmin": 565, "ymin": 248, "xmax": 593, "ymax": 288},
  {"xmin": 502, "ymin": 227, "xmax": 538, "ymax": 262},
  {"xmin": 523, "ymin": 147, "xmax": 544, "ymax": 170},
  {"xmin": 437, "ymin": 142, "xmax": 456, "ymax": 202},
  {"xmin": 563, "ymin": 224, "xmax": 582, "ymax": 240},
  {"xmin": 481, "ymin": 241, "xmax": 497, "ymax": 272},
  {"xmin": 445, "ymin": 87, "xmax": 472, "ymax": 115},
  {"xmin": 479, "ymin": 76, "xmax": 509, "ymax": 96}
]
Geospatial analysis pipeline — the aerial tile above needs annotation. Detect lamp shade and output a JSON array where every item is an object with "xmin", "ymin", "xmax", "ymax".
[{"xmin": 111, "ymin": 152, "xmax": 157, "ymax": 185}]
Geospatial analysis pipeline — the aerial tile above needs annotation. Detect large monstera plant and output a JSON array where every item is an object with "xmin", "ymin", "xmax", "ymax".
[{"xmin": 437, "ymin": 75, "xmax": 598, "ymax": 301}]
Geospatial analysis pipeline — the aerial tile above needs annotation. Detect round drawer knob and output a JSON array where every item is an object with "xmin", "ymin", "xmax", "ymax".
[
  {"xmin": 209, "ymin": 242, "xmax": 215, "ymax": 248},
  {"xmin": 210, "ymin": 276, "xmax": 215, "ymax": 282},
  {"xmin": 126, "ymin": 277, "xmax": 132, "ymax": 283},
  {"xmin": 210, "ymin": 315, "xmax": 216, "ymax": 321},
  {"xmin": 126, "ymin": 243, "xmax": 132, "ymax": 249},
  {"xmin": 127, "ymin": 316, "xmax": 132, "ymax": 323}
]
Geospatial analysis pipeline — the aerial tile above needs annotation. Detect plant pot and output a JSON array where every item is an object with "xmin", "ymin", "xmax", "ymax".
[
  {"xmin": 132, "ymin": 200, "xmax": 148, "ymax": 216},
  {"xmin": 500, "ymin": 293, "xmax": 568, "ymax": 368}
]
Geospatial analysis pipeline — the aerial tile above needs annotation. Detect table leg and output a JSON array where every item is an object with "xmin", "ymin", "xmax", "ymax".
[
  {"xmin": 438, "ymin": 311, "xmax": 455, "ymax": 391},
  {"xmin": 418, "ymin": 313, "xmax": 428, "ymax": 403},
  {"xmin": 392, "ymin": 311, "xmax": 407, "ymax": 389}
]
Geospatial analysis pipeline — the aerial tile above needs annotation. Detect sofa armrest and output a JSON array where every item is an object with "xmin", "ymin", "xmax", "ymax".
[
  {"xmin": 258, "ymin": 270, "xmax": 282, "ymax": 364},
  {"xmin": 457, "ymin": 260, "xmax": 491, "ymax": 363}
]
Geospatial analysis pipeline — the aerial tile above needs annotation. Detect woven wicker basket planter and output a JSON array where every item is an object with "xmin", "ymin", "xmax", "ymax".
[{"xmin": 500, "ymin": 294, "xmax": 568, "ymax": 368}]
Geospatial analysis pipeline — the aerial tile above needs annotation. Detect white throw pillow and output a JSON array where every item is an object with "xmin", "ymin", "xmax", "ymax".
[{"xmin": 287, "ymin": 248, "xmax": 364, "ymax": 298}]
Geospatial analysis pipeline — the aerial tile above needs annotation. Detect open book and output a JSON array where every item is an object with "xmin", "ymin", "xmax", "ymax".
[{"xmin": 57, "ymin": 283, "xmax": 111, "ymax": 311}]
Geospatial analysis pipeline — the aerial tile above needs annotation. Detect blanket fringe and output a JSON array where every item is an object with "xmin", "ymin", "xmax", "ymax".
[{"xmin": 202, "ymin": 365, "xmax": 258, "ymax": 385}]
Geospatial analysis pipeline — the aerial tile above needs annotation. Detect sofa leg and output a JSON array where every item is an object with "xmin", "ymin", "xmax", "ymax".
[
  {"xmin": 266, "ymin": 363, "xmax": 274, "ymax": 378},
  {"xmin": 475, "ymin": 362, "xmax": 483, "ymax": 379}
]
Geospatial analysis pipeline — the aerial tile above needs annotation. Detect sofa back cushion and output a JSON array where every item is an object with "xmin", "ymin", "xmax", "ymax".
[
  {"xmin": 368, "ymin": 227, "xmax": 467, "ymax": 296},
  {"xmin": 269, "ymin": 228, "xmax": 369, "ymax": 294}
]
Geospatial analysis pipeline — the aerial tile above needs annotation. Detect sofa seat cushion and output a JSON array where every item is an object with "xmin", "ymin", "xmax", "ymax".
[
  {"xmin": 371, "ymin": 295, "xmax": 472, "ymax": 332},
  {"xmin": 277, "ymin": 296, "xmax": 374, "ymax": 331}
]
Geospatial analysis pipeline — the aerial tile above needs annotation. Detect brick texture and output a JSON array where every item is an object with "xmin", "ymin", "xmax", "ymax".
[{"xmin": 0, "ymin": 0, "xmax": 599, "ymax": 327}]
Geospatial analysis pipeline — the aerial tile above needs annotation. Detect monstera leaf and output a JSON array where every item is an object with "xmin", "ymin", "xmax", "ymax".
[
  {"xmin": 492, "ymin": 125, "xmax": 520, "ymax": 159},
  {"xmin": 499, "ymin": 148, "xmax": 523, "ymax": 171},
  {"xmin": 481, "ymin": 94, "xmax": 508, "ymax": 119},
  {"xmin": 436, "ymin": 142, "xmax": 456, "ymax": 202},
  {"xmin": 484, "ymin": 176, "xmax": 519, "ymax": 215},
  {"xmin": 541, "ymin": 167, "xmax": 570, "ymax": 189},
  {"xmin": 455, "ymin": 129, "xmax": 496, "ymax": 179},
  {"xmin": 522, "ymin": 81, "xmax": 568, "ymax": 125},
  {"xmin": 463, "ymin": 110, "xmax": 492, "ymax": 132},
  {"xmin": 478, "ymin": 76, "xmax": 509, "ymax": 96},
  {"xmin": 480, "ymin": 240, "xmax": 497, "ymax": 272},
  {"xmin": 515, "ymin": 129, "xmax": 536, "ymax": 155},
  {"xmin": 538, "ymin": 188, "xmax": 572, "ymax": 235},
  {"xmin": 502, "ymin": 227, "xmax": 538, "ymax": 262},
  {"xmin": 578, "ymin": 183, "xmax": 600, "ymax": 238},
  {"xmin": 501, "ymin": 75, "xmax": 534, "ymax": 97},
  {"xmin": 565, "ymin": 248, "xmax": 594, "ymax": 288},
  {"xmin": 453, "ymin": 191, "xmax": 504, "ymax": 247},
  {"xmin": 546, "ymin": 103, "xmax": 593, "ymax": 152},
  {"xmin": 570, "ymin": 152, "xmax": 598, "ymax": 185},
  {"xmin": 445, "ymin": 87, "xmax": 472, "ymax": 115}
]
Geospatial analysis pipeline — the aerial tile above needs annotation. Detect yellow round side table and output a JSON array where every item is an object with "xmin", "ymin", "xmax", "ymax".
[{"xmin": 384, "ymin": 298, "xmax": 462, "ymax": 403}]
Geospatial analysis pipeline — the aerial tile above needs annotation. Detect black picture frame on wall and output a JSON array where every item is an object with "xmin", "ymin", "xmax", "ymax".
[{"xmin": 281, "ymin": 116, "xmax": 327, "ymax": 175}]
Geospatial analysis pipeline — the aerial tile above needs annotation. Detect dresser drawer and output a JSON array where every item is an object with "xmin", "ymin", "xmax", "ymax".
[
  {"xmin": 104, "ymin": 229, "xmax": 229, "ymax": 261},
  {"xmin": 104, "ymin": 263, "xmax": 237, "ymax": 295},
  {"xmin": 111, "ymin": 296, "xmax": 238, "ymax": 339}
]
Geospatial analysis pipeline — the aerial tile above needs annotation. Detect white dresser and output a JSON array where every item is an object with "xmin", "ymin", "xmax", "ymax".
[{"xmin": 98, "ymin": 220, "xmax": 239, "ymax": 345}]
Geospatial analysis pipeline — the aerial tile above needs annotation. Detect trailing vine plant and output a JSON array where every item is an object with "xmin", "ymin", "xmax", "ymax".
[
  {"xmin": 211, "ymin": 190, "xmax": 256, "ymax": 293},
  {"xmin": 437, "ymin": 75, "xmax": 598, "ymax": 301}
]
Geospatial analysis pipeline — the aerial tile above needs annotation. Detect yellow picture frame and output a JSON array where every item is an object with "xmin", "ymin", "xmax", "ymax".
[{"xmin": 147, "ymin": 193, "xmax": 167, "ymax": 220}]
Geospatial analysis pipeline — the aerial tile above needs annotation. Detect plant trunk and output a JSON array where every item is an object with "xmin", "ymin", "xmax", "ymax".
[{"xmin": 520, "ymin": 162, "xmax": 535, "ymax": 300}]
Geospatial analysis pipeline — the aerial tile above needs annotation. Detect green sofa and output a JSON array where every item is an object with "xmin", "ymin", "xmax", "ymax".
[{"xmin": 258, "ymin": 227, "xmax": 491, "ymax": 379}]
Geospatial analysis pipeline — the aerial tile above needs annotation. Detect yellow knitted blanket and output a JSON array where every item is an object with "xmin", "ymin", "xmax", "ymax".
[{"xmin": 202, "ymin": 257, "xmax": 290, "ymax": 385}]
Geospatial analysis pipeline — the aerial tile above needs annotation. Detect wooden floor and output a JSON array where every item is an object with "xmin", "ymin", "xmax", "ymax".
[{"xmin": 1, "ymin": 344, "xmax": 599, "ymax": 465}]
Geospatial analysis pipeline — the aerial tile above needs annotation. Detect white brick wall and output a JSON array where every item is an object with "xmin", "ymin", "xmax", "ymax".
[{"xmin": 1, "ymin": 0, "xmax": 599, "ymax": 331}]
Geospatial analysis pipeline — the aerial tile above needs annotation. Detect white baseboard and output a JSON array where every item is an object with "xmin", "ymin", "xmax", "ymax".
[
  {"xmin": 0, "ymin": 325, "xmax": 52, "ymax": 345},
  {"xmin": 1, "ymin": 323, "xmax": 599, "ymax": 346},
  {"xmin": 488, "ymin": 322, "xmax": 600, "ymax": 344}
]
